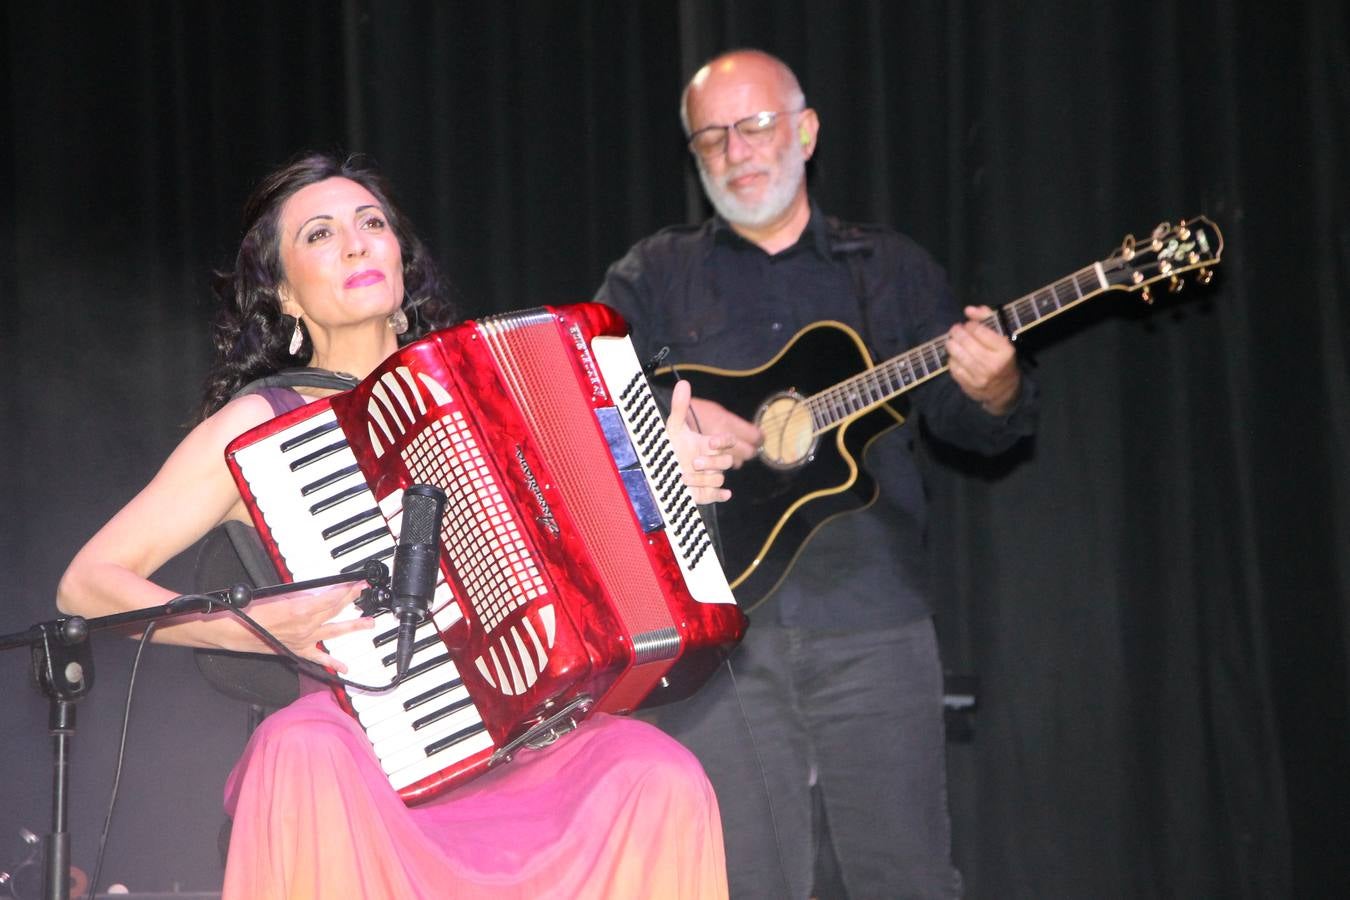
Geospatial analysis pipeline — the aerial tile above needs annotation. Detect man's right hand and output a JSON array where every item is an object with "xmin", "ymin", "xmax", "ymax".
[{"xmin": 688, "ymin": 396, "xmax": 762, "ymax": 467}]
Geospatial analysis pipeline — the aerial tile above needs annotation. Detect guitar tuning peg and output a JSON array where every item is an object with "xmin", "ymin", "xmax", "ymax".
[
  {"xmin": 1197, "ymin": 267, "xmax": 1214, "ymax": 285},
  {"xmin": 1168, "ymin": 275, "xmax": 1184, "ymax": 293},
  {"xmin": 1140, "ymin": 286, "xmax": 1154, "ymax": 304},
  {"xmin": 1177, "ymin": 222, "xmax": 1191, "ymax": 241}
]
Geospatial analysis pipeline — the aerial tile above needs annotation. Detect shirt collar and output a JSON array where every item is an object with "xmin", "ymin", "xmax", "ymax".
[{"xmin": 708, "ymin": 198, "xmax": 833, "ymax": 260}]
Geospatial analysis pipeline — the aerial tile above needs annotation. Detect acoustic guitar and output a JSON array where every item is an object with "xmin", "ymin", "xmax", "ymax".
[{"xmin": 657, "ymin": 217, "xmax": 1224, "ymax": 610}]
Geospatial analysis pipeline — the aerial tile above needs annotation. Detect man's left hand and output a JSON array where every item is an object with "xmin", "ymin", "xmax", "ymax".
[{"xmin": 945, "ymin": 305, "xmax": 1021, "ymax": 416}]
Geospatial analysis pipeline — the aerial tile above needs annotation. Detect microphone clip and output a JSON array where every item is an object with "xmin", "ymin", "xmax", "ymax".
[{"xmin": 355, "ymin": 560, "xmax": 391, "ymax": 617}]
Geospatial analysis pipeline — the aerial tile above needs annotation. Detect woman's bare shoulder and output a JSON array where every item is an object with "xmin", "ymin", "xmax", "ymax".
[{"xmin": 193, "ymin": 392, "xmax": 282, "ymax": 450}]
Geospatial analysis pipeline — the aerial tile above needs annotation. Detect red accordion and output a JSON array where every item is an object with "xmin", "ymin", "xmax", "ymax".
[{"xmin": 226, "ymin": 303, "xmax": 746, "ymax": 804}]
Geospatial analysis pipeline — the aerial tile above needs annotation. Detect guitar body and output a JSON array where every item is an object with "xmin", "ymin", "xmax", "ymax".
[{"xmin": 659, "ymin": 321, "xmax": 904, "ymax": 610}]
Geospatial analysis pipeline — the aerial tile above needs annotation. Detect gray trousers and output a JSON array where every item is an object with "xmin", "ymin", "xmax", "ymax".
[{"xmin": 651, "ymin": 615, "xmax": 962, "ymax": 900}]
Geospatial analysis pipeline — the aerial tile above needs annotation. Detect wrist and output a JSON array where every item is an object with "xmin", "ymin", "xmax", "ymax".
[{"xmin": 979, "ymin": 383, "xmax": 1020, "ymax": 417}]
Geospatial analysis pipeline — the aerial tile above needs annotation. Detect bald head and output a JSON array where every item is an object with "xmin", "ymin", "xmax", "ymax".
[{"xmin": 680, "ymin": 49, "xmax": 805, "ymax": 135}]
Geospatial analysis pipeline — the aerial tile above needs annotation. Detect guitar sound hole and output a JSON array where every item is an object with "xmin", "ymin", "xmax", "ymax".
[{"xmin": 757, "ymin": 393, "xmax": 815, "ymax": 470}]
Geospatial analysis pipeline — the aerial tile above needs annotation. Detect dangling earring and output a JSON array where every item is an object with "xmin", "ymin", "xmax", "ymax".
[
  {"xmin": 289, "ymin": 317, "xmax": 304, "ymax": 355},
  {"xmin": 387, "ymin": 308, "xmax": 409, "ymax": 336}
]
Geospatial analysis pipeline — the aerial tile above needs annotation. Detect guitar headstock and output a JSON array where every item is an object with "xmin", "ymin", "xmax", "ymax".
[{"xmin": 1101, "ymin": 216, "xmax": 1223, "ymax": 302}]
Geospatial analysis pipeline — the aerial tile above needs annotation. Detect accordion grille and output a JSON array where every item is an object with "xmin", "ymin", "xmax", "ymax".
[{"xmin": 484, "ymin": 317, "xmax": 676, "ymax": 667}]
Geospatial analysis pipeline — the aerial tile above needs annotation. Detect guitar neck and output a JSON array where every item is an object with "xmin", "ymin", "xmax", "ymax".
[{"xmin": 808, "ymin": 263, "xmax": 1108, "ymax": 429}]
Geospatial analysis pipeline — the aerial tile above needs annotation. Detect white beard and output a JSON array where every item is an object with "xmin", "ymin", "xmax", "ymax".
[{"xmin": 698, "ymin": 141, "xmax": 806, "ymax": 229}]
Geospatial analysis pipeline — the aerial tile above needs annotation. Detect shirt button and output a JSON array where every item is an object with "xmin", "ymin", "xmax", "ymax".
[{"xmin": 770, "ymin": 321, "xmax": 783, "ymax": 331}]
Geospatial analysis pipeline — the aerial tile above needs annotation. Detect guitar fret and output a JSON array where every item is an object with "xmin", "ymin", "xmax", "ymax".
[
  {"xmin": 1076, "ymin": 269, "xmax": 1097, "ymax": 295},
  {"xmin": 830, "ymin": 390, "xmax": 849, "ymax": 420},
  {"xmin": 884, "ymin": 362, "xmax": 905, "ymax": 393},
  {"xmin": 1033, "ymin": 288, "xmax": 1056, "ymax": 316},
  {"xmin": 815, "ymin": 395, "xmax": 836, "ymax": 426},
  {"xmin": 1053, "ymin": 279, "xmax": 1078, "ymax": 306},
  {"xmin": 854, "ymin": 376, "xmax": 871, "ymax": 407},
  {"xmin": 862, "ymin": 373, "xmax": 884, "ymax": 405}
]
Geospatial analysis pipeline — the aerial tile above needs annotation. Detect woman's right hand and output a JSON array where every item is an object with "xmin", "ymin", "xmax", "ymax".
[{"xmin": 236, "ymin": 582, "xmax": 377, "ymax": 673}]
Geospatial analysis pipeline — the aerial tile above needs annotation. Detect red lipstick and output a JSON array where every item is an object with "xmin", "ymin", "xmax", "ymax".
[{"xmin": 345, "ymin": 269, "xmax": 386, "ymax": 289}]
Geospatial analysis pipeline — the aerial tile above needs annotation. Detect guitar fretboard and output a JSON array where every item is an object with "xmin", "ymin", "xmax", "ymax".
[{"xmin": 809, "ymin": 265, "xmax": 1106, "ymax": 430}]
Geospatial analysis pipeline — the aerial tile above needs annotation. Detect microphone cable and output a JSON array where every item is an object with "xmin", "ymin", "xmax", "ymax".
[
  {"xmin": 171, "ymin": 594, "xmax": 412, "ymax": 693},
  {"xmin": 86, "ymin": 620, "xmax": 157, "ymax": 899}
]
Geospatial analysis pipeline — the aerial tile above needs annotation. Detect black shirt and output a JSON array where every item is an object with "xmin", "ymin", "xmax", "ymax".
[{"xmin": 597, "ymin": 203, "xmax": 1037, "ymax": 628}]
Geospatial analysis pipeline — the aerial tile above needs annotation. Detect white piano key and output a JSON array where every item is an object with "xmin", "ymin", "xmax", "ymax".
[
  {"xmin": 387, "ymin": 728, "xmax": 495, "ymax": 791},
  {"xmin": 374, "ymin": 703, "xmax": 486, "ymax": 771},
  {"xmin": 364, "ymin": 683, "xmax": 473, "ymax": 746},
  {"xmin": 339, "ymin": 633, "xmax": 448, "ymax": 687},
  {"xmin": 346, "ymin": 665, "xmax": 466, "ymax": 724}
]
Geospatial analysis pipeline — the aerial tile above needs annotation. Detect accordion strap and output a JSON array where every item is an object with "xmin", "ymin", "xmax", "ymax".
[
  {"xmin": 233, "ymin": 367, "xmax": 358, "ymax": 403},
  {"xmin": 193, "ymin": 367, "xmax": 359, "ymax": 711}
]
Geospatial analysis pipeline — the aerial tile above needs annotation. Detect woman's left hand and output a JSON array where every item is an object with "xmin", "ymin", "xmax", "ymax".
[{"xmin": 666, "ymin": 379, "xmax": 738, "ymax": 504}]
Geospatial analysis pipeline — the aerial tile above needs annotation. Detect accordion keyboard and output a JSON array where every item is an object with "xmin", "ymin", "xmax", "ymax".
[{"xmin": 230, "ymin": 404, "xmax": 495, "ymax": 791}]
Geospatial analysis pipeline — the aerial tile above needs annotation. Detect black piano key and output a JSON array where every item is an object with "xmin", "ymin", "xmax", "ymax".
[
  {"xmin": 403, "ymin": 676, "xmax": 466, "ymax": 713},
  {"xmin": 376, "ymin": 630, "xmax": 443, "ymax": 658},
  {"xmin": 340, "ymin": 547, "xmax": 394, "ymax": 575},
  {"xmin": 330, "ymin": 527, "xmax": 390, "ymax": 560},
  {"xmin": 301, "ymin": 462, "xmax": 362, "ymax": 497},
  {"xmin": 411, "ymin": 693, "xmax": 477, "ymax": 731},
  {"xmin": 425, "ymin": 722, "xmax": 489, "ymax": 758},
  {"xmin": 321, "ymin": 507, "xmax": 383, "ymax": 541},
  {"xmin": 279, "ymin": 418, "xmax": 342, "ymax": 454},
  {"xmin": 289, "ymin": 439, "xmax": 351, "ymax": 473},
  {"xmin": 395, "ymin": 651, "xmax": 452, "ymax": 682},
  {"xmin": 311, "ymin": 484, "xmax": 371, "ymax": 516}
]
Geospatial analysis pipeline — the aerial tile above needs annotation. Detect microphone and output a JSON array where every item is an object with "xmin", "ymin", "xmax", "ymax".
[{"xmin": 391, "ymin": 484, "xmax": 447, "ymax": 679}]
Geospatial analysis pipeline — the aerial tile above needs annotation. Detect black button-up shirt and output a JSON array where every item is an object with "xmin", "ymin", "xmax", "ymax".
[{"xmin": 597, "ymin": 203, "xmax": 1036, "ymax": 628}]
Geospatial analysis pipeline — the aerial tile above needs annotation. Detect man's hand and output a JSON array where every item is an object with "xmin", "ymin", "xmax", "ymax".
[
  {"xmin": 945, "ymin": 305, "xmax": 1021, "ymax": 416},
  {"xmin": 666, "ymin": 380, "xmax": 757, "ymax": 503},
  {"xmin": 685, "ymin": 395, "xmax": 762, "ymax": 467}
]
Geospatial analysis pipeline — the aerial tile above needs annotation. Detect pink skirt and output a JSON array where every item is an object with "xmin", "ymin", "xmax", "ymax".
[{"xmin": 222, "ymin": 691, "xmax": 728, "ymax": 899}]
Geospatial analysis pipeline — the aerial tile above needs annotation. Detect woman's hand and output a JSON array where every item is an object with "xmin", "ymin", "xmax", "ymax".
[
  {"xmin": 233, "ymin": 583, "xmax": 376, "ymax": 672},
  {"xmin": 666, "ymin": 380, "xmax": 760, "ymax": 504}
]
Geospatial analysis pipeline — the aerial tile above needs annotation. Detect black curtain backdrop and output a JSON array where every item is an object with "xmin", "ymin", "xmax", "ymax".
[{"xmin": 2, "ymin": 2, "xmax": 1346, "ymax": 897}]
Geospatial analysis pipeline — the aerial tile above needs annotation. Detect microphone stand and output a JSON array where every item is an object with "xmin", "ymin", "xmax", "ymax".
[{"xmin": 0, "ymin": 564, "xmax": 388, "ymax": 900}]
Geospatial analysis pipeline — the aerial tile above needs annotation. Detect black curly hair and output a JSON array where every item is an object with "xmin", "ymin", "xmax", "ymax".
[{"xmin": 199, "ymin": 152, "xmax": 458, "ymax": 419}]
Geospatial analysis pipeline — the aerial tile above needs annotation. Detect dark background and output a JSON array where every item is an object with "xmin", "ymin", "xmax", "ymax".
[{"xmin": 2, "ymin": 1, "xmax": 1346, "ymax": 897}]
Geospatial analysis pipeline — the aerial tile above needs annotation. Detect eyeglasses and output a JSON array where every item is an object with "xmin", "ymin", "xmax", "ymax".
[{"xmin": 686, "ymin": 110, "xmax": 802, "ymax": 160}]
